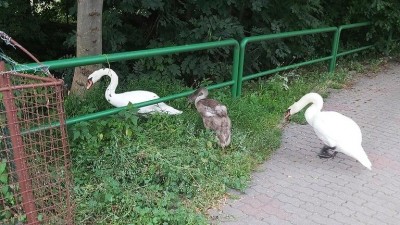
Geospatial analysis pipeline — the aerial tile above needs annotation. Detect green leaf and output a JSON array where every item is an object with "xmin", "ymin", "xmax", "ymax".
[
  {"xmin": 1, "ymin": 210, "xmax": 12, "ymax": 219},
  {"xmin": 1, "ymin": 185, "xmax": 9, "ymax": 195},
  {"xmin": 73, "ymin": 130, "xmax": 81, "ymax": 141},
  {"xmin": 125, "ymin": 128, "xmax": 133, "ymax": 137},
  {"xmin": 0, "ymin": 160, "xmax": 6, "ymax": 174},
  {"xmin": 168, "ymin": 64, "xmax": 181, "ymax": 76},
  {"xmin": 105, "ymin": 193, "xmax": 113, "ymax": 202},
  {"xmin": 0, "ymin": 174, "xmax": 8, "ymax": 183}
]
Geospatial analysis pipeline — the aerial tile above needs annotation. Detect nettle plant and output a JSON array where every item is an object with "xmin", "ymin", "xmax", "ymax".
[{"xmin": 69, "ymin": 104, "xmax": 141, "ymax": 154}]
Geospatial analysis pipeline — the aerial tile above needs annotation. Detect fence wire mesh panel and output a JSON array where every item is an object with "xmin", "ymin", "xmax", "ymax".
[{"xmin": 0, "ymin": 63, "xmax": 73, "ymax": 225}]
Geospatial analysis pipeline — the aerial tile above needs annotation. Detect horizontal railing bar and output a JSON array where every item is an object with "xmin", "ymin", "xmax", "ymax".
[
  {"xmin": 241, "ymin": 27, "xmax": 337, "ymax": 45},
  {"xmin": 0, "ymin": 80, "xmax": 64, "ymax": 91},
  {"xmin": 21, "ymin": 80, "xmax": 234, "ymax": 134},
  {"xmin": 15, "ymin": 39, "xmax": 239, "ymax": 72},
  {"xmin": 242, "ymin": 55, "xmax": 333, "ymax": 81},
  {"xmin": 65, "ymin": 81, "xmax": 234, "ymax": 126},
  {"xmin": 337, "ymin": 45, "xmax": 374, "ymax": 57},
  {"xmin": 338, "ymin": 22, "xmax": 371, "ymax": 31}
]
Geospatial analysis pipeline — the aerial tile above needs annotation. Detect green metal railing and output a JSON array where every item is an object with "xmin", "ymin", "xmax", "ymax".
[
  {"xmin": 16, "ymin": 39, "xmax": 240, "ymax": 127},
  {"xmin": 236, "ymin": 22, "xmax": 373, "ymax": 96},
  {"xmin": 14, "ymin": 22, "xmax": 373, "ymax": 130}
]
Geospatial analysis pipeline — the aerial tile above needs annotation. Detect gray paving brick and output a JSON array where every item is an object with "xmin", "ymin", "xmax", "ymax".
[
  {"xmin": 239, "ymin": 196, "xmax": 266, "ymax": 208},
  {"xmin": 310, "ymin": 213, "xmax": 335, "ymax": 224},
  {"xmin": 373, "ymin": 212, "xmax": 400, "ymax": 225},
  {"xmin": 209, "ymin": 61, "xmax": 400, "ymax": 225},
  {"xmin": 297, "ymin": 193, "xmax": 322, "ymax": 206},
  {"xmin": 279, "ymin": 194, "xmax": 304, "ymax": 207},
  {"xmin": 318, "ymin": 201, "xmax": 348, "ymax": 216},
  {"xmin": 313, "ymin": 192, "xmax": 345, "ymax": 205},
  {"xmin": 328, "ymin": 212, "xmax": 364, "ymax": 225},
  {"xmin": 280, "ymin": 204, "xmax": 310, "ymax": 218},
  {"xmin": 219, "ymin": 206, "xmax": 248, "ymax": 220},
  {"xmin": 257, "ymin": 215, "xmax": 293, "ymax": 225},
  {"xmin": 286, "ymin": 215, "xmax": 315, "ymax": 225},
  {"xmin": 309, "ymin": 204, "xmax": 334, "ymax": 216},
  {"xmin": 363, "ymin": 201, "xmax": 398, "ymax": 218}
]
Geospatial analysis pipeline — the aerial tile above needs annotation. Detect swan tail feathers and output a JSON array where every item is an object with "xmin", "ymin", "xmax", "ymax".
[
  {"xmin": 216, "ymin": 117, "xmax": 232, "ymax": 148},
  {"xmin": 357, "ymin": 148, "xmax": 372, "ymax": 170},
  {"xmin": 157, "ymin": 102, "xmax": 183, "ymax": 115},
  {"xmin": 217, "ymin": 130, "xmax": 231, "ymax": 148},
  {"xmin": 343, "ymin": 145, "xmax": 372, "ymax": 170}
]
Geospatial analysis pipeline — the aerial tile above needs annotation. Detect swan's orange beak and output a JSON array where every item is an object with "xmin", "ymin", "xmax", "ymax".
[
  {"xmin": 284, "ymin": 109, "xmax": 291, "ymax": 121},
  {"xmin": 86, "ymin": 78, "xmax": 93, "ymax": 90}
]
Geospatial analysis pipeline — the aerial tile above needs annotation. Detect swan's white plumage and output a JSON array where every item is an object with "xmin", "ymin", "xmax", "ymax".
[
  {"xmin": 86, "ymin": 68, "xmax": 182, "ymax": 115},
  {"xmin": 286, "ymin": 93, "xmax": 372, "ymax": 170}
]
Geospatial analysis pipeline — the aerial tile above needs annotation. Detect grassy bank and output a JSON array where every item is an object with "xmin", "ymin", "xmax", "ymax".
[{"xmin": 65, "ymin": 57, "xmax": 385, "ymax": 224}]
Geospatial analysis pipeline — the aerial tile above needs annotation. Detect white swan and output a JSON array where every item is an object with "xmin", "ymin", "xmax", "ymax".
[
  {"xmin": 284, "ymin": 93, "xmax": 372, "ymax": 170},
  {"xmin": 86, "ymin": 68, "xmax": 182, "ymax": 115}
]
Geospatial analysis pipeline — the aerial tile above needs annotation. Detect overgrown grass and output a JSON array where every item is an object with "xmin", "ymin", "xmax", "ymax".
[{"xmin": 65, "ymin": 57, "xmax": 386, "ymax": 224}]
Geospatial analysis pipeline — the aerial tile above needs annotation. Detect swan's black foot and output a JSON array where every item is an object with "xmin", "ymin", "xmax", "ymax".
[
  {"xmin": 318, "ymin": 149, "xmax": 334, "ymax": 158},
  {"xmin": 318, "ymin": 146, "xmax": 337, "ymax": 159}
]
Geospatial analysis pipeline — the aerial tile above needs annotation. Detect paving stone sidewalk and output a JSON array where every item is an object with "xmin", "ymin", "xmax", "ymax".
[{"xmin": 210, "ymin": 61, "xmax": 400, "ymax": 225}]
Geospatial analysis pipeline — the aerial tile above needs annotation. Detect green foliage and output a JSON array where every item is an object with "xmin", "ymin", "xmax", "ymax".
[
  {"xmin": 0, "ymin": 1, "xmax": 8, "ymax": 8},
  {"xmin": 2, "ymin": 0, "xmax": 398, "ymax": 85},
  {"xmin": 322, "ymin": 0, "xmax": 400, "ymax": 53},
  {"xmin": 0, "ymin": 159, "xmax": 26, "ymax": 224},
  {"xmin": 0, "ymin": 0, "xmax": 74, "ymax": 62},
  {"xmin": 69, "ymin": 105, "xmax": 139, "ymax": 151}
]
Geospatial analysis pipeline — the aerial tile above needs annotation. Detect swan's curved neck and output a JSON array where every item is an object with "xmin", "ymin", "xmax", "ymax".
[
  {"xmin": 104, "ymin": 70, "xmax": 118, "ymax": 96},
  {"xmin": 297, "ymin": 93, "xmax": 323, "ymax": 125},
  {"xmin": 194, "ymin": 95, "xmax": 205, "ymax": 106}
]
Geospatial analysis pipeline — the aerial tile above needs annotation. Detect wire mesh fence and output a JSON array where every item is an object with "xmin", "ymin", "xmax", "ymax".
[{"xmin": 0, "ymin": 62, "xmax": 73, "ymax": 224}]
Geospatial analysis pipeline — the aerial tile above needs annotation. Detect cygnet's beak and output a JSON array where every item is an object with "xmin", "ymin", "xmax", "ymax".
[
  {"xmin": 187, "ymin": 91, "xmax": 197, "ymax": 103},
  {"xmin": 284, "ymin": 109, "xmax": 291, "ymax": 121},
  {"xmin": 86, "ymin": 78, "xmax": 93, "ymax": 90}
]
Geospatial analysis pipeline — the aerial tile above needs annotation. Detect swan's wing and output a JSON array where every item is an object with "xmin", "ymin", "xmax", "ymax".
[
  {"xmin": 126, "ymin": 90, "xmax": 160, "ymax": 103},
  {"xmin": 196, "ymin": 99, "xmax": 228, "ymax": 117},
  {"xmin": 202, "ymin": 112, "xmax": 231, "ymax": 132},
  {"xmin": 215, "ymin": 105, "xmax": 228, "ymax": 117},
  {"xmin": 312, "ymin": 111, "xmax": 362, "ymax": 147},
  {"xmin": 108, "ymin": 91, "xmax": 160, "ymax": 107}
]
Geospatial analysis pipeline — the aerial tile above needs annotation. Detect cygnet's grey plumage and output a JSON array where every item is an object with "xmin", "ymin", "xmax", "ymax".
[{"xmin": 188, "ymin": 88, "xmax": 231, "ymax": 148}]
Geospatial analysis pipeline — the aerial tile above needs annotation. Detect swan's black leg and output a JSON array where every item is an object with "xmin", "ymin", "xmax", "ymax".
[{"xmin": 318, "ymin": 145, "xmax": 337, "ymax": 158}]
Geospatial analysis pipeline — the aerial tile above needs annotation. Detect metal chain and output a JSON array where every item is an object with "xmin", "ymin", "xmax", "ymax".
[{"xmin": 0, "ymin": 31, "xmax": 52, "ymax": 77}]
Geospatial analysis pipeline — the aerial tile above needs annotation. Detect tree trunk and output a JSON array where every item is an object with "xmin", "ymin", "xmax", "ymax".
[{"xmin": 70, "ymin": 0, "xmax": 103, "ymax": 95}]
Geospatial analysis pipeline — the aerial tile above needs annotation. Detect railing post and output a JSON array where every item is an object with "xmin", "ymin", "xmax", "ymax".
[
  {"xmin": 236, "ymin": 39, "xmax": 248, "ymax": 97},
  {"xmin": 329, "ymin": 28, "xmax": 341, "ymax": 73},
  {"xmin": 231, "ymin": 41, "xmax": 240, "ymax": 98}
]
